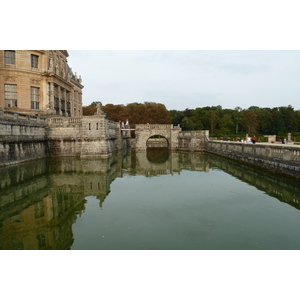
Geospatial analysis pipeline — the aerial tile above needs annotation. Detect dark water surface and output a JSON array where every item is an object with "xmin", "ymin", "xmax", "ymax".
[{"xmin": 1, "ymin": 149, "xmax": 300, "ymax": 250}]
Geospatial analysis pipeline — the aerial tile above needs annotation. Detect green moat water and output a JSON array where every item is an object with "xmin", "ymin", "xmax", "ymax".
[{"xmin": 1, "ymin": 149, "xmax": 300, "ymax": 250}]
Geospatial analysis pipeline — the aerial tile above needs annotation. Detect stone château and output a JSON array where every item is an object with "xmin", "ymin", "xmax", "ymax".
[{"xmin": 0, "ymin": 50, "xmax": 83, "ymax": 116}]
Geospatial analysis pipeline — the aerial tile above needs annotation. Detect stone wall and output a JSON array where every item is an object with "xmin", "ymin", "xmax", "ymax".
[
  {"xmin": 205, "ymin": 141, "xmax": 300, "ymax": 179},
  {"xmin": 177, "ymin": 130, "xmax": 209, "ymax": 151},
  {"xmin": 0, "ymin": 110, "xmax": 130, "ymax": 166},
  {"xmin": 47, "ymin": 115, "xmax": 129, "ymax": 157},
  {"xmin": 0, "ymin": 110, "xmax": 48, "ymax": 166}
]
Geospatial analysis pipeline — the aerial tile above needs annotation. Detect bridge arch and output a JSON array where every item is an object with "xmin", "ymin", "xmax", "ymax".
[
  {"xmin": 146, "ymin": 135, "xmax": 169, "ymax": 148},
  {"xmin": 135, "ymin": 124, "xmax": 182, "ymax": 150},
  {"xmin": 124, "ymin": 124, "xmax": 208, "ymax": 151}
]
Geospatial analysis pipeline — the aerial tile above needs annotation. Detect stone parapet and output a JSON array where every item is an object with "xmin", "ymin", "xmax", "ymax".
[{"xmin": 205, "ymin": 141, "xmax": 300, "ymax": 179}]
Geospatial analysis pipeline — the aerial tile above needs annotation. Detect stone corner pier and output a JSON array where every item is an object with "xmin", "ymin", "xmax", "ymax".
[
  {"xmin": 205, "ymin": 140, "xmax": 300, "ymax": 179},
  {"xmin": 47, "ymin": 115, "xmax": 129, "ymax": 157}
]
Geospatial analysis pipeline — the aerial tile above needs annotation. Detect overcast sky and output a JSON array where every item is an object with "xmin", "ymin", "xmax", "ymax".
[
  {"xmin": 67, "ymin": 50, "xmax": 300, "ymax": 111},
  {"xmin": 5, "ymin": 1, "xmax": 300, "ymax": 112}
]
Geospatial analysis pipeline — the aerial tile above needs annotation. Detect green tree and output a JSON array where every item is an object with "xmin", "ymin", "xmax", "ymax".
[
  {"xmin": 90, "ymin": 101, "xmax": 102, "ymax": 107},
  {"xmin": 232, "ymin": 106, "xmax": 242, "ymax": 134},
  {"xmin": 244, "ymin": 110, "xmax": 257, "ymax": 135},
  {"xmin": 170, "ymin": 110, "xmax": 184, "ymax": 126}
]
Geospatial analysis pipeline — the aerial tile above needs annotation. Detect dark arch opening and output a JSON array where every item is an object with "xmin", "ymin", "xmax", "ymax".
[{"xmin": 146, "ymin": 135, "xmax": 169, "ymax": 148}]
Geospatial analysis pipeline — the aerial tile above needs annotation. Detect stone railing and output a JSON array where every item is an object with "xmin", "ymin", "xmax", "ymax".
[
  {"xmin": 178, "ymin": 130, "xmax": 209, "ymax": 138},
  {"xmin": 0, "ymin": 109, "xmax": 47, "ymax": 124},
  {"xmin": 135, "ymin": 124, "xmax": 174, "ymax": 130},
  {"xmin": 206, "ymin": 141, "xmax": 300, "ymax": 179},
  {"xmin": 47, "ymin": 117, "xmax": 82, "ymax": 126}
]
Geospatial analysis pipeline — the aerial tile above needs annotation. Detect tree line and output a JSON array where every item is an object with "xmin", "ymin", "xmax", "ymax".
[
  {"xmin": 83, "ymin": 102, "xmax": 300, "ymax": 141},
  {"xmin": 170, "ymin": 105, "xmax": 300, "ymax": 140}
]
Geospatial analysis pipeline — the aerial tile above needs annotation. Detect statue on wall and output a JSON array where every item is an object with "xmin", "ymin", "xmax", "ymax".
[
  {"xmin": 95, "ymin": 102, "xmax": 105, "ymax": 116},
  {"xmin": 48, "ymin": 58, "xmax": 53, "ymax": 71}
]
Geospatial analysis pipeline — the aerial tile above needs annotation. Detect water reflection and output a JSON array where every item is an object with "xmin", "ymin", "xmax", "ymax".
[
  {"xmin": 146, "ymin": 147, "xmax": 169, "ymax": 164},
  {"xmin": 0, "ymin": 150, "xmax": 300, "ymax": 250}
]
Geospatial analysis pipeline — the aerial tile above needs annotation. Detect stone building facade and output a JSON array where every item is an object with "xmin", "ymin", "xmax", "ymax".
[{"xmin": 0, "ymin": 50, "xmax": 83, "ymax": 117}]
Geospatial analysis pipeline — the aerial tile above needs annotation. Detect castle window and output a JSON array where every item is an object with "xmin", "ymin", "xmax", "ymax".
[
  {"xmin": 4, "ymin": 84, "xmax": 17, "ymax": 108},
  {"xmin": 31, "ymin": 54, "xmax": 38, "ymax": 68},
  {"xmin": 67, "ymin": 101, "xmax": 71, "ymax": 115},
  {"xmin": 31, "ymin": 87, "xmax": 40, "ymax": 109},
  {"xmin": 36, "ymin": 234, "xmax": 46, "ymax": 249},
  {"xmin": 4, "ymin": 50, "xmax": 15, "ymax": 64}
]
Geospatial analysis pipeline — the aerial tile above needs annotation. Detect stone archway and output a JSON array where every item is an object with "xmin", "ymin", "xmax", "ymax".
[
  {"xmin": 135, "ymin": 124, "xmax": 182, "ymax": 150},
  {"xmin": 146, "ymin": 135, "xmax": 169, "ymax": 148}
]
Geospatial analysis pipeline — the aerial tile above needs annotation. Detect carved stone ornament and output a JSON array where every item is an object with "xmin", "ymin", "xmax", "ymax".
[
  {"xmin": 5, "ymin": 76, "xmax": 16, "ymax": 82},
  {"xmin": 31, "ymin": 79, "xmax": 40, "ymax": 85}
]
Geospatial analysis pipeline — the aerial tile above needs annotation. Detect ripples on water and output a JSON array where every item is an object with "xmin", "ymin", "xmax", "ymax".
[{"xmin": 1, "ymin": 148, "xmax": 300, "ymax": 250}]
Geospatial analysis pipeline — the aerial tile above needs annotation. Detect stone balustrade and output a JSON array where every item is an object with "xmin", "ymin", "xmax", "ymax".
[
  {"xmin": 206, "ymin": 141, "xmax": 300, "ymax": 179},
  {"xmin": 135, "ymin": 124, "xmax": 174, "ymax": 130},
  {"xmin": 0, "ymin": 109, "xmax": 47, "ymax": 124}
]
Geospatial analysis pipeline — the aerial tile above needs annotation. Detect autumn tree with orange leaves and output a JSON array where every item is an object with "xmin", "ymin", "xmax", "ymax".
[{"xmin": 83, "ymin": 101, "xmax": 171, "ymax": 125}]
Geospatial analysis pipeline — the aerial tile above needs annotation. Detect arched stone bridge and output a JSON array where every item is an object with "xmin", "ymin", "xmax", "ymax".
[{"xmin": 134, "ymin": 124, "xmax": 182, "ymax": 150}]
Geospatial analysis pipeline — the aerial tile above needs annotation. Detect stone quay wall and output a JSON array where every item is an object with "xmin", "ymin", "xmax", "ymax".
[
  {"xmin": 0, "ymin": 110, "xmax": 48, "ymax": 166},
  {"xmin": 205, "ymin": 141, "xmax": 300, "ymax": 179},
  {"xmin": 177, "ymin": 130, "xmax": 209, "ymax": 151},
  {"xmin": 0, "ymin": 110, "xmax": 130, "ymax": 166}
]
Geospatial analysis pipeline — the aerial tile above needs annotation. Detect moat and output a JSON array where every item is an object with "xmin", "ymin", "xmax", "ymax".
[{"xmin": 1, "ymin": 149, "xmax": 300, "ymax": 250}]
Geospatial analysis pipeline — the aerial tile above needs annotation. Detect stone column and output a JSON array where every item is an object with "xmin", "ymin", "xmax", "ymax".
[
  {"xmin": 63, "ymin": 89, "xmax": 67, "ymax": 116},
  {"xmin": 49, "ymin": 82, "xmax": 55, "ymax": 114},
  {"xmin": 78, "ymin": 92, "xmax": 82, "ymax": 116},
  {"xmin": 58, "ymin": 86, "xmax": 62, "ymax": 115},
  {"xmin": 74, "ymin": 91, "xmax": 78, "ymax": 116},
  {"xmin": 67, "ymin": 91, "xmax": 70, "ymax": 117}
]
